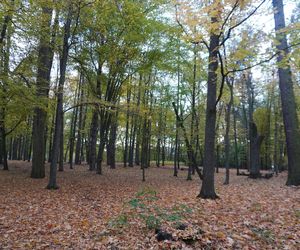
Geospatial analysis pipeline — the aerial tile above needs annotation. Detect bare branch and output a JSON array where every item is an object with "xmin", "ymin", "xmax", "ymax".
[
  {"xmin": 226, "ymin": 42, "xmax": 300, "ymax": 75},
  {"xmin": 220, "ymin": 0, "xmax": 267, "ymax": 46}
]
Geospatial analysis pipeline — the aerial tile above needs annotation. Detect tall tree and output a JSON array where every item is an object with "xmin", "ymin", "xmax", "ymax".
[
  {"xmin": 0, "ymin": 0, "xmax": 14, "ymax": 170},
  {"xmin": 31, "ymin": 5, "xmax": 55, "ymax": 178},
  {"xmin": 272, "ymin": 0, "xmax": 300, "ymax": 186},
  {"xmin": 47, "ymin": 5, "xmax": 73, "ymax": 189}
]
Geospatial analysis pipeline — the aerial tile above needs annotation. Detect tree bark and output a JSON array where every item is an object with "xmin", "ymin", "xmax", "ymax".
[
  {"xmin": 199, "ymin": 28, "xmax": 219, "ymax": 199},
  {"xmin": 224, "ymin": 83, "xmax": 233, "ymax": 185},
  {"xmin": 107, "ymin": 111, "xmax": 118, "ymax": 169},
  {"xmin": 272, "ymin": 0, "xmax": 300, "ymax": 185},
  {"xmin": 31, "ymin": 6, "xmax": 55, "ymax": 179},
  {"xmin": 123, "ymin": 87, "xmax": 131, "ymax": 167},
  {"xmin": 47, "ymin": 7, "xmax": 72, "ymax": 189},
  {"xmin": 75, "ymin": 75, "xmax": 85, "ymax": 164}
]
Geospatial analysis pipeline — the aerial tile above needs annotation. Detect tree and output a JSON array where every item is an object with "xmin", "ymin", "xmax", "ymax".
[
  {"xmin": 176, "ymin": 0, "xmax": 267, "ymax": 198},
  {"xmin": 47, "ymin": 4, "xmax": 73, "ymax": 189},
  {"xmin": 272, "ymin": 0, "xmax": 300, "ymax": 185},
  {"xmin": 31, "ymin": 4, "xmax": 55, "ymax": 179},
  {"xmin": 0, "ymin": 0, "xmax": 14, "ymax": 171}
]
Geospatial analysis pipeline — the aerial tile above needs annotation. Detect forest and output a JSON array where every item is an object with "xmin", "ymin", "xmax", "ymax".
[{"xmin": 0, "ymin": 0, "xmax": 299, "ymax": 249}]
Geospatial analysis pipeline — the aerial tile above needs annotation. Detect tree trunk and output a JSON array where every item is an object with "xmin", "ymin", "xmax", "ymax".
[
  {"xmin": 128, "ymin": 117, "xmax": 136, "ymax": 167},
  {"xmin": 273, "ymin": 92, "xmax": 279, "ymax": 175},
  {"xmin": 47, "ymin": 7, "xmax": 72, "ymax": 189},
  {"xmin": 31, "ymin": 6, "xmax": 55, "ymax": 179},
  {"xmin": 172, "ymin": 102, "xmax": 203, "ymax": 180},
  {"xmin": 249, "ymin": 122, "xmax": 264, "ymax": 178},
  {"xmin": 224, "ymin": 84, "xmax": 233, "ymax": 185},
  {"xmin": 89, "ymin": 111, "xmax": 98, "ymax": 170},
  {"xmin": 123, "ymin": 87, "xmax": 131, "ymax": 167},
  {"xmin": 233, "ymin": 107, "xmax": 239, "ymax": 175},
  {"xmin": 0, "ymin": 120, "xmax": 8, "ymax": 170},
  {"xmin": 272, "ymin": 0, "xmax": 300, "ymax": 186},
  {"xmin": 96, "ymin": 111, "xmax": 111, "ymax": 174},
  {"xmin": 107, "ymin": 112, "xmax": 118, "ymax": 169},
  {"xmin": 75, "ymin": 75, "xmax": 85, "ymax": 165},
  {"xmin": 58, "ymin": 114, "xmax": 64, "ymax": 171},
  {"xmin": 199, "ymin": 28, "xmax": 219, "ymax": 199},
  {"xmin": 69, "ymin": 81, "xmax": 80, "ymax": 169}
]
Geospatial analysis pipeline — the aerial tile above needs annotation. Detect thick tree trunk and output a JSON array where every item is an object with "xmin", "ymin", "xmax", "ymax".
[
  {"xmin": 272, "ymin": 0, "xmax": 300, "ymax": 185},
  {"xmin": 31, "ymin": 7, "xmax": 54, "ymax": 179},
  {"xmin": 199, "ymin": 30, "xmax": 219, "ymax": 199},
  {"xmin": 249, "ymin": 122, "xmax": 264, "ymax": 178}
]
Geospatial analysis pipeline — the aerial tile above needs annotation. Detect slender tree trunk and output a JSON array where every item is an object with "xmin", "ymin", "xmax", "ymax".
[
  {"xmin": 75, "ymin": 76, "xmax": 84, "ymax": 165},
  {"xmin": 123, "ymin": 87, "xmax": 131, "ymax": 167},
  {"xmin": 162, "ymin": 135, "xmax": 166, "ymax": 166},
  {"xmin": 0, "ymin": 121, "xmax": 8, "ymax": 170},
  {"xmin": 233, "ymin": 107, "xmax": 239, "ymax": 175},
  {"xmin": 69, "ymin": 82, "xmax": 80, "ymax": 169},
  {"xmin": 273, "ymin": 92, "xmax": 279, "ymax": 175},
  {"xmin": 96, "ymin": 106, "xmax": 112, "ymax": 174},
  {"xmin": 89, "ymin": 111, "xmax": 98, "ymax": 170},
  {"xmin": 89, "ymin": 58, "xmax": 103, "ymax": 171},
  {"xmin": 134, "ymin": 74, "xmax": 144, "ymax": 166},
  {"xmin": 128, "ymin": 117, "xmax": 136, "ymax": 167},
  {"xmin": 174, "ymin": 128, "xmax": 179, "ymax": 176},
  {"xmin": 107, "ymin": 111, "xmax": 118, "ymax": 169},
  {"xmin": 224, "ymin": 84, "xmax": 233, "ymax": 185},
  {"xmin": 272, "ymin": 0, "xmax": 300, "ymax": 185},
  {"xmin": 0, "ymin": 136, "xmax": 3, "ymax": 165},
  {"xmin": 279, "ymin": 124, "xmax": 284, "ymax": 171},
  {"xmin": 172, "ymin": 102, "xmax": 203, "ymax": 180},
  {"xmin": 47, "ymin": 8, "xmax": 72, "ymax": 189},
  {"xmin": 58, "ymin": 114, "xmax": 64, "ymax": 171},
  {"xmin": 48, "ymin": 114, "xmax": 55, "ymax": 162}
]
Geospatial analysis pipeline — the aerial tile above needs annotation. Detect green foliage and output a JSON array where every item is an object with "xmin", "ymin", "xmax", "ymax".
[
  {"xmin": 108, "ymin": 214, "xmax": 128, "ymax": 228},
  {"xmin": 253, "ymin": 107, "xmax": 269, "ymax": 136},
  {"xmin": 112, "ymin": 188, "xmax": 193, "ymax": 230},
  {"xmin": 140, "ymin": 214, "xmax": 161, "ymax": 230}
]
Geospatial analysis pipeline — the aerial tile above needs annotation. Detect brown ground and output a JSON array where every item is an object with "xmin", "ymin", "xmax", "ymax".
[{"xmin": 0, "ymin": 161, "xmax": 299, "ymax": 249}]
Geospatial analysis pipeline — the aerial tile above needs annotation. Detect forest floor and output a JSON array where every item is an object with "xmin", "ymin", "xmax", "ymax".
[{"xmin": 0, "ymin": 161, "xmax": 299, "ymax": 249}]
